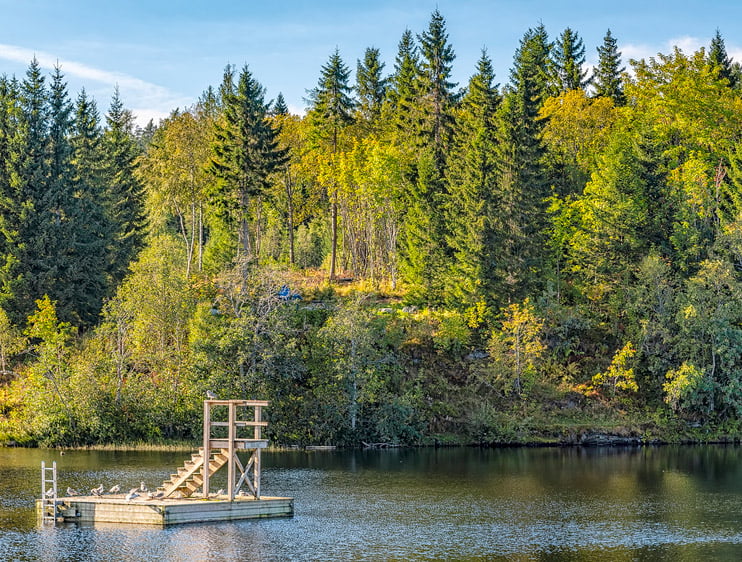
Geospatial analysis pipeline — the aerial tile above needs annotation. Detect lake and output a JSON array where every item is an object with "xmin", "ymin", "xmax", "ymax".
[{"xmin": 1, "ymin": 445, "xmax": 742, "ymax": 560}]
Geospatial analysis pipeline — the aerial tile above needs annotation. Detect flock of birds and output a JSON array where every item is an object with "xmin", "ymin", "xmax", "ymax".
[
  {"xmin": 58, "ymin": 481, "xmax": 167, "ymax": 501},
  {"xmin": 52, "ymin": 480, "xmax": 231, "ymax": 501}
]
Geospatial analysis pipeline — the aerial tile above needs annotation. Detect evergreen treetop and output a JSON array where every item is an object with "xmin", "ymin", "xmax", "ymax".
[
  {"xmin": 552, "ymin": 27, "xmax": 589, "ymax": 93},
  {"xmin": 593, "ymin": 29, "xmax": 626, "ymax": 105},
  {"xmin": 271, "ymin": 92, "xmax": 289, "ymax": 116},
  {"xmin": 307, "ymin": 48, "xmax": 355, "ymax": 151},
  {"xmin": 708, "ymin": 29, "xmax": 740, "ymax": 89},
  {"xmin": 356, "ymin": 47, "xmax": 387, "ymax": 124},
  {"xmin": 417, "ymin": 9, "xmax": 457, "ymax": 165}
]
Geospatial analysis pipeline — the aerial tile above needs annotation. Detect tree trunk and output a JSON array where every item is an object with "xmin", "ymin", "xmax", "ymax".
[
  {"xmin": 198, "ymin": 203, "xmax": 204, "ymax": 272},
  {"xmin": 330, "ymin": 193, "xmax": 338, "ymax": 281},
  {"xmin": 286, "ymin": 169, "xmax": 295, "ymax": 265}
]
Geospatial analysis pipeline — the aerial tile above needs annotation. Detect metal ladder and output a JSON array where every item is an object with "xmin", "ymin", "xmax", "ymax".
[{"xmin": 40, "ymin": 461, "xmax": 57, "ymax": 523}]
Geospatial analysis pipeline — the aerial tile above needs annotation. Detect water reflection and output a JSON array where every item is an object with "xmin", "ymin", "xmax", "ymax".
[{"xmin": 1, "ymin": 445, "xmax": 742, "ymax": 560}]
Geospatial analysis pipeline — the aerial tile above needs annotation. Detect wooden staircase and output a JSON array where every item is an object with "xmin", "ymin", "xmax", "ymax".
[{"xmin": 157, "ymin": 448, "xmax": 230, "ymax": 498}]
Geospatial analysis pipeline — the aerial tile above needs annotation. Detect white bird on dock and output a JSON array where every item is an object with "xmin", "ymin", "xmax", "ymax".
[
  {"xmin": 66, "ymin": 487, "xmax": 79, "ymax": 497},
  {"xmin": 91, "ymin": 484, "xmax": 104, "ymax": 496},
  {"xmin": 125, "ymin": 488, "xmax": 140, "ymax": 501},
  {"xmin": 44, "ymin": 488, "xmax": 55, "ymax": 498},
  {"xmin": 147, "ymin": 491, "xmax": 164, "ymax": 499},
  {"xmin": 216, "ymin": 488, "xmax": 225, "ymax": 496},
  {"xmin": 206, "ymin": 390, "xmax": 217, "ymax": 400},
  {"xmin": 108, "ymin": 484, "xmax": 120, "ymax": 494},
  {"xmin": 139, "ymin": 481, "xmax": 148, "ymax": 493}
]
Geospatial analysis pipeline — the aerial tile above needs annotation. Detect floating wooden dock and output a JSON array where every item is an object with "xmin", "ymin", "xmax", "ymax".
[
  {"xmin": 37, "ymin": 494, "xmax": 293, "ymax": 526},
  {"xmin": 38, "ymin": 400, "xmax": 294, "ymax": 526}
]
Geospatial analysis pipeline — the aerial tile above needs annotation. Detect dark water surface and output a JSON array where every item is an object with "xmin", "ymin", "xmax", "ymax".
[{"xmin": 1, "ymin": 445, "xmax": 742, "ymax": 560}]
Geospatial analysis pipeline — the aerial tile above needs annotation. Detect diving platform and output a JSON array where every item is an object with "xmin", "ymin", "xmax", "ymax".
[{"xmin": 38, "ymin": 399, "xmax": 293, "ymax": 526}]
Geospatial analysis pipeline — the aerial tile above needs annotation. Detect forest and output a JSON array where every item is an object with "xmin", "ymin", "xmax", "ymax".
[{"xmin": 1, "ymin": 10, "xmax": 742, "ymax": 447}]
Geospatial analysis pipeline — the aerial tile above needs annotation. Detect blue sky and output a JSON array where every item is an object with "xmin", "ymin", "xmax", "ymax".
[{"xmin": 1, "ymin": 0, "xmax": 740, "ymax": 126}]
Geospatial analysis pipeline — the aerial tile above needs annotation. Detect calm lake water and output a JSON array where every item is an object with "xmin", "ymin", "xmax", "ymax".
[{"xmin": 1, "ymin": 445, "xmax": 742, "ymax": 560}]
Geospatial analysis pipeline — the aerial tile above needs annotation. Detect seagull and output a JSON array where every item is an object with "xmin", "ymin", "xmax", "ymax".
[
  {"xmin": 206, "ymin": 390, "xmax": 217, "ymax": 400},
  {"xmin": 66, "ymin": 487, "xmax": 79, "ymax": 497},
  {"xmin": 147, "ymin": 491, "xmax": 164, "ymax": 500},
  {"xmin": 44, "ymin": 488, "xmax": 55, "ymax": 498},
  {"xmin": 216, "ymin": 488, "xmax": 225, "ymax": 497},
  {"xmin": 91, "ymin": 484, "xmax": 105, "ymax": 496},
  {"xmin": 125, "ymin": 488, "xmax": 140, "ymax": 501},
  {"xmin": 139, "ymin": 481, "xmax": 148, "ymax": 493},
  {"xmin": 108, "ymin": 485, "xmax": 120, "ymax": 494}
]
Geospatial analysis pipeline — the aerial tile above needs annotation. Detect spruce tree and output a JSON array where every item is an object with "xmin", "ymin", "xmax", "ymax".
[
  {"xmin": 0, "ymin": 59, "xmax": 50, "ymax": 324},
  {"xmin": 493, "ymin": 26, "xmax": 551, "ymax": 305},
  {"xmin": 307, "ymin": 49, "xmax": 355, "ymax": 152},
  {"xmin": 68, "ymin": 89, "xmax": 111, "ymax": 325},
  {"xmin": 43, "ymin": 66, "xmax": 80, "ymax": 324},
  {"xmin": 209, "ymin": 65, "xmax": 287, "ymax": 262},
  {"xmin": 103, "ymin": 87, "xmax": 146, "ymax": 287},
  {"xmin": 356, "ymin": 47, "xmax": 387, "ymax": 125},
  {"xmin": 0, "ymin": 76, "xmax": 21, "ymax": 320},
  {"xmin": 385, "ymin": 29, "xmax": 421, "ymax": 143},
  {"xmin": 552, "ymin": 27, "xmax": 589, "ymax": 93},
  {"xmin": 271, "ymin": 92, "xmax": 289, "ymax": 116},
  {"xmin": 397, "ymin": 10, "xmax": 459, "ymax": 304},
  {"xmin": 445, "ymin": 50, "xmax": 501, "ymax": 309},
  {"xmin": 593, "ymin": 29, "xmax": 625, "ymax": 105},
  {"xmin": 307, "ymin": 49, "xmax": 355, "ymax": 281},
  {"xmin": 708, "ymin": 29, "xmax": 740, "ymax": 89},
  {"xmin": 417, "ymin": 9, "xmax": 457, "ymax": 168}
]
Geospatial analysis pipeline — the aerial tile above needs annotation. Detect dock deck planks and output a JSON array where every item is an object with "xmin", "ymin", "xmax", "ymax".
[{"xmin": 37, "ymin": 494, "xmax": 294, "ymax": 526}]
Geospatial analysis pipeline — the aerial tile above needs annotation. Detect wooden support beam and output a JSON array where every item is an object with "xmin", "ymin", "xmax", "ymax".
[{"xmin": 202, "ymin": 401, "xmax": 210, "ymax": 498}]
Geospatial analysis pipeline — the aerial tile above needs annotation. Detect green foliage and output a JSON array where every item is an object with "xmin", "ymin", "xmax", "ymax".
[
  {"xmin": 5, "ymin": 19, "xmax": 742, "ymax": 446},
  {"xmin": 445, "ymin": 51, "xmax": 501, "ymax": 310},
  {"xmin": 0, "ymin": 306, "xmax": 25, "ymax": 376},
  {"xmin": 593, "ymin": 29, "xmax": 625, "ymax": 104},
  {"xmin": 103, "ymin": 87, "xmax": 146, "ymax": 287},
  {"xmin": 663, "ymin": 362, "xmax": 706, "ymax": 415},
  {"xmin": 356, "ymin": 47, "xmax": 387, "ymax": 125},
  {"xmin": 587, "ymin": 341, "xmax": 638, "ymax": 399},
  {"xmin": 208, "ymin": 65, "xmax": 287, "ymax": 261},
  {"xmin": 551, "ymin": 27, "xmax": 589, "ymax": 93},
  {"xmin": 488, "ymin": 299, "xmax": 546, "ymax": 397},
  {"xmin": 672, "ymin": 259, "xmax": 742, "ymax": 419}
]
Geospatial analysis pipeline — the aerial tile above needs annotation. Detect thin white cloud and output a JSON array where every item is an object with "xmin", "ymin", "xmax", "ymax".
[
  {"xmin": 0, "ymin": 43, "xmax": 190, "ymax": 126},
  {"xmin": 622, "ymin": 36, "xmax": 707, "ymax": 65}
]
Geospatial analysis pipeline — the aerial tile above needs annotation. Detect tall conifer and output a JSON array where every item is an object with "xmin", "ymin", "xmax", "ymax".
[
  {"xmin": 708, "ymin": 29, "xmax": 740, "ymax": 89},
  {"xmin": 593, "ymin": 29, "xmax": 625, "ymax": 105},
  {"xmin": 551, "ymin": 28, "xmax": 589, "ymax": 93},
  {"xmin": 385, "ymin": 29, "xmax": 421, "ymax": 144},
  {"xmin": 307, "ymin": 49, "xmax": 355, "ymax": 281},
  {"xmin": 209, "ymin": 65, "xmax": 287, "ymax": 263},
  {"xmin": 445, "ymin": 50, "xmax": 501, "ymax": 309},
  {"xmin": 68, "ymin": 89, "xmax": 111, "ymax": 325},
  {"xmin": 493, "ymin": 26, "xmax": 551, "ymax": 304},
  {"xmin": 356, "ymin": 47, "xmax": 387, "ymax": 125},
  {"xmin": 398, "ymin": 10, "xmax": 459, "ymax": 304},
  {"xmin": 417, "ymin": 9, "xmax": 457, "ymax": 168},
  {"xmin": 0, "ymin": 59, "xmax": 50, "ymax": 323},
  {"xmin": 271, "ymin": 92, "xmax": 289, "ymax": 116},
  {"xmin": 103, "ymin": 87, "xmax": 145, "ymax": 286}
]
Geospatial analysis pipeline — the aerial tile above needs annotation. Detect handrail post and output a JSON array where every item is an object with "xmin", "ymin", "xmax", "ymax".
[
  {"xmin": 227, "ymin": 401, "xmax": 236, "ymax": 500},
  {"xmin": 202, "ymin": 400, "xmax": 210, "ymax": 498}
]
